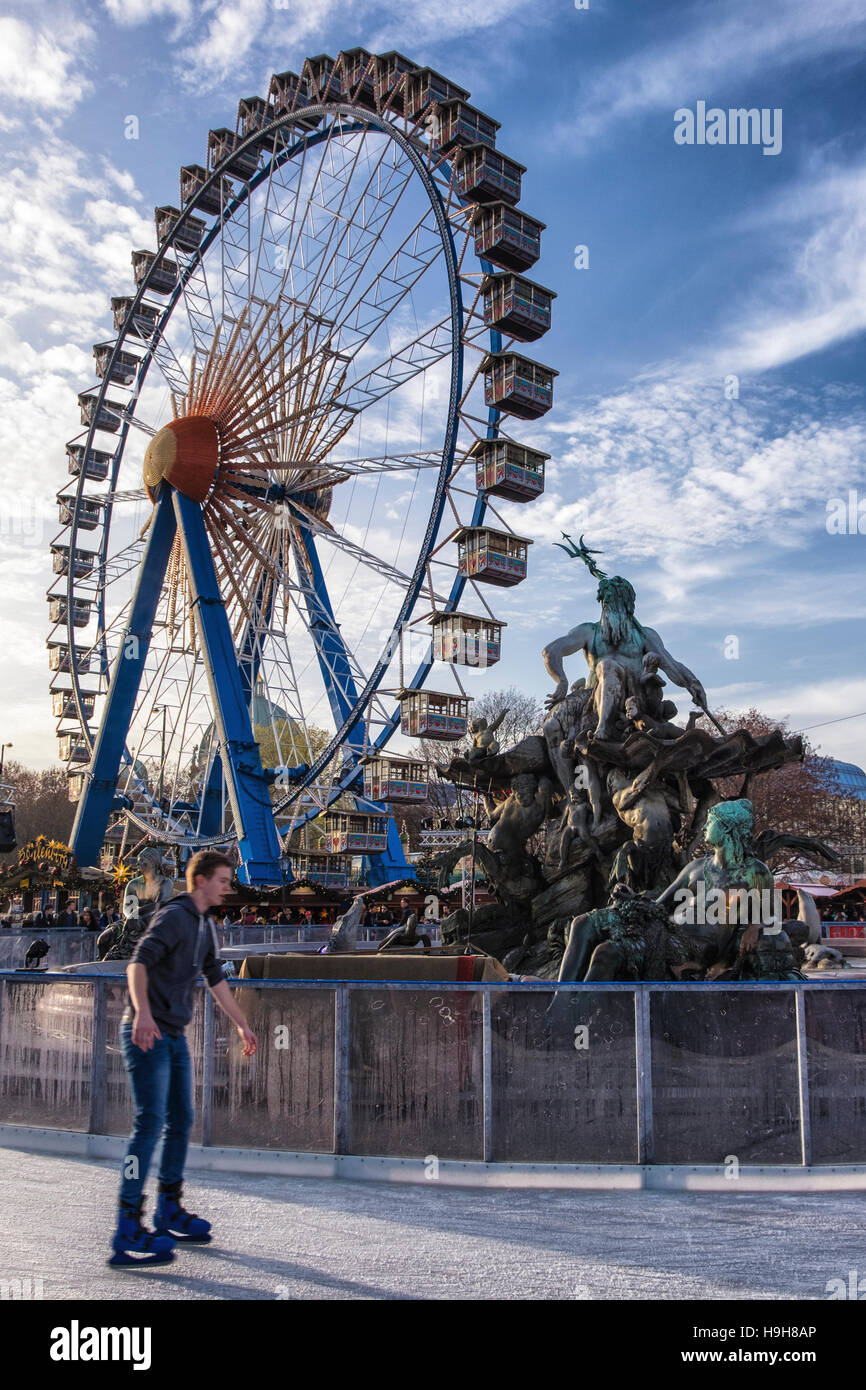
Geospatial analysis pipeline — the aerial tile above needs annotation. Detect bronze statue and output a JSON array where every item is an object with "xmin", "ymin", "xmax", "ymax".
[
  {"xmin": 557, "ymin": 884, "xmax": 693, "ymax": 983},
  {"xmin": 376, "ymin": 908, "xmax": 432, "ymax": 952},
  {"xmin": 322, "ymin": 893, "xmax": 367, "ymax": 954},
  {"xmin": 542, "ymin": 573, "xmax": 708, "ymax": 738},
  {"xmin": 466, "ymin": 709, "xmax": 509, "ymax": 764},
  {"xmin": 657, "ymin": 799, "xmax": 803, "ymax": 980},
  {"xmin": 98, "ymin": 848, "xmax": 174, "ymax": 961},
  {"xmin": 433, "ymin": 771, "xmax": 552, "ymax": 911},
  {"xmin": 430, "ymin": 537, "xmax": 815, "ymax": 977}
]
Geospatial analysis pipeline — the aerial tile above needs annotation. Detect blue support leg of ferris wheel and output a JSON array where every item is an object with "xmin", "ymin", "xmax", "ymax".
[
  {"xmin": 362, "ymin": 812, "xmax": 415, "ymax": 887},
  {"xmin": 292, "ymin": 523, "xmax": 367, "ymax": 754},
  {"xmin": 70, "ymin": 487, "xmax": 178, "ymax": 868},
  {"xmin": 196, "ymin": 746, "xmax": 225, "ymax": 838},
  {"xmin": 294, "ymin": 523, "xmax": 412, "ymax": 881},
  {"xmin": 197, "ymin": 567, "xmax": 271, "ymax": 839},
  {"xmin": 172, "ymin": 490, "xmax": 285, "ymax": 885}
]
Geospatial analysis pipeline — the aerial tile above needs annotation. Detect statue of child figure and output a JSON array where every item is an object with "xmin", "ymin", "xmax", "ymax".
[{"xmin": 466, "ymin": 708, "xmax": 509, "ymax": 764}]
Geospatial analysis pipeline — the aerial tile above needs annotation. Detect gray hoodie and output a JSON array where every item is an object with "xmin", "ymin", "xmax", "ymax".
[{"xmin": 127, "ymin": 893, "xmax": 224, "ymax": 1036}]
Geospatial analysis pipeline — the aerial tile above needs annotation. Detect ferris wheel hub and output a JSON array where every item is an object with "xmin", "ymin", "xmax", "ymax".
[{"xmin": 143, "ymin": 415, "xmax": 219, "ymax": 503}]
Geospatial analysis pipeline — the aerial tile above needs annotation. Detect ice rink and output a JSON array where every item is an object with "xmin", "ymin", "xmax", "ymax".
[{"xmin": 1, "ymin": 1146, "xmax": 863, "ymax": 1301}]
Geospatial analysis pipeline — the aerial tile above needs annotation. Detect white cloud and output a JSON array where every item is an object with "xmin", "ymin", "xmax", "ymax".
[
  {"xmin": 176, "ymin": 0, "xmax": 272, "ymax": 90},
  {"xmin": 757, "ymin": 677, "xmax": 866, "ymax": 764},
  {"xmin": 0, "ymin": 15, "xmax": 95, "ymax": 111},
  {"xmin": 364, "ymin": 0, "xmax": 539, "ymax": 46},
  {"xmin": 0, "ymin": 129, "xmax": 153, "ymax": 340},
  {"xmin": 703, "ymin": 160, "xmax": 866, "ymax": 375},
  {"xmin": 515, "ymin": 378, "xmax": 866, "ymax": 563},
  {"xmin": 0, "ymin": 127, "xmax": 156, "ymax": 767},
  {"xmin": 542, "ymin": 5, "xmax": 866, "ymax": 380},
  {"xmin": 103, "ymin": 0, "xmax": 194, "ymax": 25},
  {"xmin": 152, "ymin": 0, "xmax": 539, "ymax": 95}
]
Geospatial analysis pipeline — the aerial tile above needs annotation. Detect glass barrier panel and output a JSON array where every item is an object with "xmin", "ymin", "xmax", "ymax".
[
  {"xmin": 102, "ymin": 985, "xmax": 205, "ymax": 1142},
  {"xmin": 650, "ymin": 988, "xmax": 801, "ymax": 1163},
  {"xmin": 216, "ymin": 928, "xmax": 322, "ymax": 947},
  {"xmin": 348, "ymin": 987, "xmax": 484, "ymax": 1159},
  {"xmin": 0, "ymin": 935, "xmax": 23, "ymax": 969},
  {"xmin": 490, "ymin": 987, "xmax": 638, "ymax": 1162},
  {"xmin": 0, "ymin": 979, "xmax": 93, "ymax": 1129},
  {"xmin": 0, "ymin": 932, "xmax": 97, "ymax": 969},
  {"xmin": 102, "ymin": 981, "xmax": 134, "ymax": 1136},
  {"xmin": 806, "ymin": 986, "xmax": 866, "ymax": 1164},
  {"xmin": 209, "ymin": 985, "xmax": 335, "ymax": 1151}
]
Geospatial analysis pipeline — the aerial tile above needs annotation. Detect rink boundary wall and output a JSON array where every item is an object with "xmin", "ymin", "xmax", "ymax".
[
  {"xmin": 1, "ymin": 1124, "xmax": 865, "ymax": 1191},
  {"xmin": 2, "ymin": 974, "xmax": 866, "ymax": 1186}
]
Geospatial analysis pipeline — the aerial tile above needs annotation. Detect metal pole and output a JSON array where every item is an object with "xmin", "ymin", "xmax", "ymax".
[
  {"xmin": 172, "ymin": 489, "xmax": 284, "ymax": 884},
  {"xmin": 634, "ymin": 986, "xmax": 654, "ymax": 1166},
  {"xmin": 69, "ymin": 486, "xmax": 178, "ymax": 868},
  {"xmin": 0, "ymin": 979, "xmax": 5, "ymax": 1104},
  {"xmin": 88, "ymin": 980, "xmax": 107, "ymax": 1135},
  {"xmin": 794, "ymin": 986, "xmax": 813, "ymax": 1167},
  {"xmin": 333, "ymin": 985, "xmax": 350, "ymax": 1154},
  {"xmin": 466, "ymin": 772, "xmax": 479, "ymax": 944},
  {"xmin": 200, "ymin": 989, "xmax": 215, "ymax": 1147},
  {"xmin": 157, "ymin": 705, "xmax": 167, "ymax": 809},
  {"xmin": 481, "ymin": 989, "xmax": 493, "ymax": 1161}
]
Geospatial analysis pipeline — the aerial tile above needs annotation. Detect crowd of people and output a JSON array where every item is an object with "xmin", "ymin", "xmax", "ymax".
[
  {"xmin": 1, "ymin": 899, "xmax": 434, "ymax": 932},
  {"xmin": 3, "ymin": 893, "xmax": 864, "ymax": 933},
  {"xmin": 217, "ymin": 902, "xmax": 435, "ymax": 931},
  {"xmin": 820, "ymin": 903, "xmax": 866, "ymax": 923},
  {"xmin": 220, "ymin": 906, "xmax": 328, "ymax": 927},
  {"xmin": 2, "ymin": 905, "xmax": 118, "ymax": 931}
]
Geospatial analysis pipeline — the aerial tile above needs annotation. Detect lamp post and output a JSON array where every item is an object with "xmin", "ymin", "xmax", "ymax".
[{"xmin": 0, "ymin": 742, "xmax": 12, "ymax": 779}]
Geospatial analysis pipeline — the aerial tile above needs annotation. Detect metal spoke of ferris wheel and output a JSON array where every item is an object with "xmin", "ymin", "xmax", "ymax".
[
  {"xmin": 219, "ymin": 518, "xmax": 369, "ymax": 735},
  {"xmin": 294, "ymin": 450, "xmax": 442, "ymax": 478},
  {"xmin": 268, "ymin": 124, "xmax": 413, "ymax": 322},
  {"xmin": 197, "ymin": 494, "xmax": 377, "ymax": 780},
  {"xmin": 275, "ymin": 135, "xmax": 399, "ymax": 311},
  {"xmin": 293, "ymin": 502, "xmax": 453, "ymax": 608}
]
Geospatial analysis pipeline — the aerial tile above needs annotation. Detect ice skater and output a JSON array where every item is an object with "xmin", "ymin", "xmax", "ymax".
[{"xmin": 108, "ymin": 849, "xmax": 258, "ymax": 1267}]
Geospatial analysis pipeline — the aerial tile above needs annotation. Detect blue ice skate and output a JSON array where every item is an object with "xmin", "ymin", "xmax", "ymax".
[
  {"xmin": 108, "ymin": 1197, "xmax": 176, "ymax": 1267},
  {"xmin": 154, "ymin": 1181, "xmax": 212, "ymax": 1242}
]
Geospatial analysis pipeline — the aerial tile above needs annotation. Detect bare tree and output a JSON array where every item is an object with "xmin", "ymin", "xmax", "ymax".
[
  {"xmin": 467, "ymin": 685, "xmax": 544, "ymax": 749},
  {"xmin": 696, "ymin": 707, "xmax": 864, "ymax": 875},
  {"xmin": 0, "ymin": 761, "xmax": 75, "ymax": 865}
]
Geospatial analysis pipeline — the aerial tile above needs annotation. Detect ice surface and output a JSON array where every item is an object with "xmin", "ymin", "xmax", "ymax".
[{"xmin": 1, "ymin": 1146, "xmax": 863, "ymax": 1301}]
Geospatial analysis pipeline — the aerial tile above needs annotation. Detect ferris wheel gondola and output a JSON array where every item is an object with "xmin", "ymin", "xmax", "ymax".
[{"xmin": 47, "ymin": 50, "xmax": 557, "ymax": 885}]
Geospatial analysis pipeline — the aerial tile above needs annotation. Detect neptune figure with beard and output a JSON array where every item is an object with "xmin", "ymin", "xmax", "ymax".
[{"xmin": 542, "ymin": 572, "xmax": 708, "ymax": 740}]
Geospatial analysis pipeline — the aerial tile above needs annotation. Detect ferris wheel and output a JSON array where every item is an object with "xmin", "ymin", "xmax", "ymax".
[{"xmin": 48, "ymin": 51, "xmax": 557, "ymax": 886}]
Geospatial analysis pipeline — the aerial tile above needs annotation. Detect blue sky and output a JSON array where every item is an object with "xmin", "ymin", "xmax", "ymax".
[{"xmin": 0, "ymin": 0, "xmax": 864, "ymax": 772}]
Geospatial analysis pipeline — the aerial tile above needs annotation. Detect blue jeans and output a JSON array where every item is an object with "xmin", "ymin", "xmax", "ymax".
[{"xmin": 119, "ymin": 1021, "xmax": 194, "ymax": 1202}]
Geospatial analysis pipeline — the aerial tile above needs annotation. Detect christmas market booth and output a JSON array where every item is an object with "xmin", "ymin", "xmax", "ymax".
[{"xmin": 0, "ymin": 837, "xmax": 96, "ymax": 919}]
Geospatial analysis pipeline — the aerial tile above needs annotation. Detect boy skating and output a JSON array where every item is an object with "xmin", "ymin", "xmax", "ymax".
[{"xmin": 109, "ymin": 850, "xmax": 257, "ymax": 1266}]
